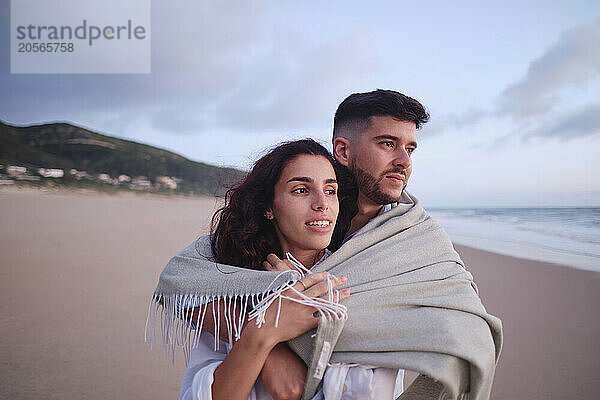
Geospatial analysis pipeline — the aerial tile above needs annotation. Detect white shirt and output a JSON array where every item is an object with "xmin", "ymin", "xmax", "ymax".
[{"xmin": 179, "ymin": 332, "xmax": 404, "ymax": 400}]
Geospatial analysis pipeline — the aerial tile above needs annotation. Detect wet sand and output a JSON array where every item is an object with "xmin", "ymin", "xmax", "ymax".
[
  {"xmin": 1, "ymin": 188, "xmax": 598, "ymax": 399},
  {"xmin": 455, "ymin": 245, "xmax": 600, "ymax": 400}
]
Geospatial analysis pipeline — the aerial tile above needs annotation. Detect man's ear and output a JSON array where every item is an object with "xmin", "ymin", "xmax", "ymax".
[{"xmin": 333, "ymin": 137, "xmax": 351, "ymax": 167}]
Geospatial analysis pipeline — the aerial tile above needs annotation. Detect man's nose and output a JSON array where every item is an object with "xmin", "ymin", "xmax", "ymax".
[{"xmin": 392, "ymin": 148, "xmax": 412, "ymax": 169}]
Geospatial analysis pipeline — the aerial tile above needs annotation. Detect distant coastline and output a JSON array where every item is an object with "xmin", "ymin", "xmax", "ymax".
[
  {"xmin": 0, "ymin": 168, "xmax": 205, "ymax": 197},
  {"xmin": 0, "ymin": 181, "xmax": 217, "ymax": 201},
  {"xmin": 0, "ymin": 120, "xmax": 245, "ymax": 197}
]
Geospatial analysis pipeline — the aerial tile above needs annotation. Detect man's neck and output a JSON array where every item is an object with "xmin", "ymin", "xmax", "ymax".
[{"xmin": 345, "ymin": 194, "xmax": 384, "ymax": 238}]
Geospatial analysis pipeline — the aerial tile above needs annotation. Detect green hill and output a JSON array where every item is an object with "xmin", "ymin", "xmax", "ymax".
[{"xmin": 0, "ymin": 120, "xmax": 245, "ymax": 195}]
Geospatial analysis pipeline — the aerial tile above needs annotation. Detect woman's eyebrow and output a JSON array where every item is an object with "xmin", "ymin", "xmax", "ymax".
[
  {"xmin": 287, "ymin": 176, "xmax": 312, "ymax": 183},
  {"xmin": 286, "ymin": 177, "xmax": 338, "ymax": 184}
]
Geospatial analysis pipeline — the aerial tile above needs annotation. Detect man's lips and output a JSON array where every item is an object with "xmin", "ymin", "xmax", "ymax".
[{"xmin": 384, "ymin": 174, "xmax": 405, "ymax": 183}]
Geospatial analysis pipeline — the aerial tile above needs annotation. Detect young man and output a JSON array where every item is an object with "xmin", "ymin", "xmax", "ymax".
[
  {"xmin": 259, "ymin": 91, "xmax": 500, "ymax": 400},
  {"xmin": 260, "ymin": 89, "xmax": 430, "ymax": 398}
]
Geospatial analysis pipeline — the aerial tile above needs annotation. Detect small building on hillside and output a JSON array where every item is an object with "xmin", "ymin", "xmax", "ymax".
[
  {"xmin": 131, "ymin": 177, "xmax": 152, "ymax": 190},
  {"xmin": 157, "ymin": 176, "xmax": 178, "ymax": 190},
  {"xmin": 98, "ymin": 173, "xmax": 112, "ymax": 183},
  {"xmin": 118, "ymin": 174, "xmax": 131, "ymax": 183},
  {"xmin": 7, "ymin": 166, "xmax": 40, "ymax": 181},
  {"xmin": 38, "ymin": 168, "xmax": 64, "ymax": 178},
  {"xmin": 7, "ymin": 166, "xmax": 27, "ymax": 176},
  {"xmin": 70, "ymin": 169, "xmax": 90, "ymax": 180}
]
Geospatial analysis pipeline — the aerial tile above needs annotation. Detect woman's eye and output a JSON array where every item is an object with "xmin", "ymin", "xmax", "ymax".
[
  {"xmin": 292, "ymin": 187, "xmax": 307, "ymax": 194},
  {"xmin": 325, "ymin": 188, "xmax": 337, "ymax": 195}
]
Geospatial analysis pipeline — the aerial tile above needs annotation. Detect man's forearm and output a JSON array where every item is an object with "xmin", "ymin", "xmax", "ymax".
[
  {"xmin": 188, "ymin": 303, "xmax": 307, "ymax": 400},
  {"xmin": 261, "ymin": 343, "xmax": 307, "ymax": 400}
]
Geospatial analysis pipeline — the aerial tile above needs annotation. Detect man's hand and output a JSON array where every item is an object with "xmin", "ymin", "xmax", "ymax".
[
  {"xmin": 261, "ymin": 343, "xmax": 307, "ymax": 400},
  {"xmin": 261, "ymin": 253, "xmax": 307, "ymax": 400}
]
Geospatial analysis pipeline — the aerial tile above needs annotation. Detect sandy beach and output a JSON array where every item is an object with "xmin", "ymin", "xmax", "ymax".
[{"xmin": 1, "ymin": 188, "xmax": 598, "ymax": 399}]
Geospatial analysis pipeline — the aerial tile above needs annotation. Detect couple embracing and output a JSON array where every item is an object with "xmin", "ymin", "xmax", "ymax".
[{"xmin": 147, "ymin": 89, "xmax": 503, "ymax": 400}]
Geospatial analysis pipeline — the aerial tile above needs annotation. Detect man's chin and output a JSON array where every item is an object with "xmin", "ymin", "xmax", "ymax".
[
  {"xmin": 386, "ymin": 191, "xmax": 404, "ymax": 203},
  {"xmin": 366, "ymin": 187, "xmax": 403, "ymax": 205},
  {"xmin": 379, "ymin": 184, "xmax": 404, "ymax": 202},
  {"xmin": 352, "ymin": 163, "xmax": 406, "ymax": 205}
]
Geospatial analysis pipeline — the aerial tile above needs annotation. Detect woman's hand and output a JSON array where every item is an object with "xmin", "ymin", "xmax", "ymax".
[{"xmin": 246, "ymin": 256, "xmax": 350, "ymax": 348}]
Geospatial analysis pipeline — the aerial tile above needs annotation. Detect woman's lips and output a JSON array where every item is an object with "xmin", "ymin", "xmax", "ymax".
[{"xmin": 305, "ymin": 219, "xmax": 333, "ymax": 232}]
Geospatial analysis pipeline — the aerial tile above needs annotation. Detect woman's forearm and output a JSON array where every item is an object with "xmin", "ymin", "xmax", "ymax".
[
  {"xmin": 211, "ymin": 325, "xmax": 277, "ymax": 400},
  {"xmin": 210, "ymin": 272, "xmax": 347, "ymax": 400}
]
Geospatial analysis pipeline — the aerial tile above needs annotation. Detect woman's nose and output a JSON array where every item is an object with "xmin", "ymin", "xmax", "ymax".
[{"xmin": 312, "ymin": 193, "xmax": 328, "ymax": 212}]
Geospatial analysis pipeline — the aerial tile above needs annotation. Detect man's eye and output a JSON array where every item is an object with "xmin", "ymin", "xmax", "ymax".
[
  {"xmin": 292, "ymin": 187, "xmax": 307, "ymax": 194},
  {"xmin": 325, "ymin": 189, "xmax": 337, "ymax": 195},
  {"xmin": 407, "ymin": 147, "xmax": 415, "ymax": 155},
  {"xmin": 381, "ymin": 141, "xmax": 394, "ymax": 148}
]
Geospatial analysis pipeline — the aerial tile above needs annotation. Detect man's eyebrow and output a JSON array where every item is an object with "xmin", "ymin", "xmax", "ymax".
[{"xmin": 373, "ymin": 135, "xmax": 418, "ymax": 148}]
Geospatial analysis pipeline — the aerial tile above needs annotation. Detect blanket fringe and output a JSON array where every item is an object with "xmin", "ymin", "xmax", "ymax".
[{"xmin": 145, "ymin": 253, "xmax": 348, "ymax": 364}]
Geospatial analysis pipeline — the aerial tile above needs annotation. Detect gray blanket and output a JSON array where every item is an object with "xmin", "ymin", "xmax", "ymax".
[{"xmin": 147, "ymin": 191, "xmax": 502, "ymax": 400}]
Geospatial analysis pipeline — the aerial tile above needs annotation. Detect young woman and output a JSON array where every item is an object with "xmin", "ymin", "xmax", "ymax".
[{"xmin": 178, "ymin": 139, "xmax": 401, "ymax": 400}]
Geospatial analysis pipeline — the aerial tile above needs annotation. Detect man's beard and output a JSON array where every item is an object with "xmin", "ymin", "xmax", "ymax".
[{"xmin": 350, "ymin": 161, "xmax": 403, "ymax": 205}]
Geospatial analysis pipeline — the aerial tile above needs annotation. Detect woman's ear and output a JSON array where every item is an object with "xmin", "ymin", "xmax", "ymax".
[
  {"xmin": 265, "ymin": 209, "xmax": 274, "ymax": 220},
  {"xmin": 333, "ymin": 137, "xmax": 351, "ymax": 167}
]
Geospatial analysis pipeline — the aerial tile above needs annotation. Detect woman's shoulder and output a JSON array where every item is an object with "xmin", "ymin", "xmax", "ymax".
[{"xmin": 170, "ymin": 235, "xmax": 214, "ymax": 260}]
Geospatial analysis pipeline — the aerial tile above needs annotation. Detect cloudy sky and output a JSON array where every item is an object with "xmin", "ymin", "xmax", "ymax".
[{"xmin": 1, "ymin": 0, "xmax": 599, "ymax": 207}]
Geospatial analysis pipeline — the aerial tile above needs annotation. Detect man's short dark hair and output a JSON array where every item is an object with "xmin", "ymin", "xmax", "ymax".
[{"xmin": 333, "ymin": 89, "xmax": 429, "ymax": 142}]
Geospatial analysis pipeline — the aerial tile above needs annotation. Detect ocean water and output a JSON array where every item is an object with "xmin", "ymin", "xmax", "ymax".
[{"xmin": 427, "ymin": 207, "xmax": 600, "ymax": 272}]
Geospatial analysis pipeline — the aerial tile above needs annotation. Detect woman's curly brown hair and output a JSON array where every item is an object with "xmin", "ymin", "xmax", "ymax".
[{"xmin": 210, "ymin": 139, "xmax": 357, "ymax": 270}]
